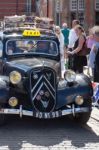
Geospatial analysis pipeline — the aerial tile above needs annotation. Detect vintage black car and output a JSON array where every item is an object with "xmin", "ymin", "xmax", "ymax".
[{"xmin": 0, "ymin": 27, "xmax": 93, "ymax": 125}]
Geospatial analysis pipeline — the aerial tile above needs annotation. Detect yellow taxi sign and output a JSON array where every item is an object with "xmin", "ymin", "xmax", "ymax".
[{"xmin": 23, "ymin": 29, "xmax": 41, "ymax": 37}]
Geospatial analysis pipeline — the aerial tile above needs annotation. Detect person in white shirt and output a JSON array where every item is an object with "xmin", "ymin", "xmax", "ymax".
[
  {"xmin": 55, "ymin": 26, "xmax": 65, "ymax": 78},
  {"xmin": 68, "ymin": 20, "xmax": 80, "ymax": 49}
]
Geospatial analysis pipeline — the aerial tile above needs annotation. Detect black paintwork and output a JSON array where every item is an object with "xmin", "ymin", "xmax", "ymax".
[{"xmin": 0, "ymin": 28, "xmax": 93, "ymax": 115}]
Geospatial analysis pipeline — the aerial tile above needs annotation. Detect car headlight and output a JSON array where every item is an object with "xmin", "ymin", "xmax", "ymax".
[
  {"xmin": 10, "ymin": 71, "xmax": 22, "ymax": 84},
  {"xmin": 64, "ymin": 70, "xmax": 76, "ymax": 82}
]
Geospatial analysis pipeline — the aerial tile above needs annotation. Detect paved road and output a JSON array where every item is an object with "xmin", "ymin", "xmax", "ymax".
[{"xmin": 0, "ymin": 108, "xmax": 99, "ymax": 150}]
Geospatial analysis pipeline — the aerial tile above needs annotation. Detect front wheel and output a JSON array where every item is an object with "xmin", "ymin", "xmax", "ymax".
[
  {"xmin": 73, "ymin": 99, "xmax": 92, "ymax": 124},
  {"xmin": 73, "ymin": 111, "xmax": 91, "ymax": 124}
]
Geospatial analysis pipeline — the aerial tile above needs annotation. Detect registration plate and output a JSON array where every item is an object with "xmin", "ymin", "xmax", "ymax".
[{"xmin": 33, "ymin": 110, "xmax": 62, "ymax": 119}]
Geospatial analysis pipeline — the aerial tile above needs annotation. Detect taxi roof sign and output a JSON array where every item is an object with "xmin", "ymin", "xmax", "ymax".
[{"xmin": 23, "ymin": 29, "xmax": 41, "ymax": 37}]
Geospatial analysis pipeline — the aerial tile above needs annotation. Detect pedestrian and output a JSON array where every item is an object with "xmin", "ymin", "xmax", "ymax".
[
  {"xmin": 86, "ymin": 28, "xmax": 95, "ymax": 77},
  {"xmin": 68, "ymin": 20, "xmax": 80, "ymax": 49},
  {"xmin": 86, "ymin": 28, "xmax": 95, "ymax": 51},
  {"xmin": 61, "ymin": 23, "xmax": 70, "ymax": 49},
  {"xmin": 88, "ymin": 26, "xmax": 99, "ymax": 82},
  {"xmin": 68, "ymin": 20, "xmax": 80, "ymax": 69},
  {"xmin": 67, "ymin": 25, "xmax": 87, "ymax": 73},
  {"xmin": 55, "ymin": 26, "xmax": 65, "ymax": 78}
]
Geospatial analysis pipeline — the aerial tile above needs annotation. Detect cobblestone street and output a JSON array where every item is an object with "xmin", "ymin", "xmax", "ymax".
[{"xmin": 0, "ymin": 108, "xmax": 99, "ymax": 150}]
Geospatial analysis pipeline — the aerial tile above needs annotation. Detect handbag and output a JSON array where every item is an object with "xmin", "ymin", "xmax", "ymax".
[{"xmin": 77, "ymin": 41, "xmax": 90, "ymax": 56}]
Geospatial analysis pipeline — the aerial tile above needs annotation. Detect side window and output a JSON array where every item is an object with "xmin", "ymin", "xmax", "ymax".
[{"xmin": 0, "ymin": 40, "xmax": 3, "ymax": 58}]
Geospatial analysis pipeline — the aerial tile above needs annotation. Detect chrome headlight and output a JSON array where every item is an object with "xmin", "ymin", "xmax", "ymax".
[
  {"xmin": 64, "ymin": 70, "xmax": 76, "ymax": 82},
  {"xmin": 10, "ymin": 71, "xmax": 22, "ymax": 84}
]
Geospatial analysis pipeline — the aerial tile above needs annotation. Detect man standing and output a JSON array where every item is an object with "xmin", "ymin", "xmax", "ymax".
[{"xmin": 55, "ymin": 26, "xmax": 65, "ymax": 78}]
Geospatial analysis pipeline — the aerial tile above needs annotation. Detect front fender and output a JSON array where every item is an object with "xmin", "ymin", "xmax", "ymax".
[
  {"xmin": 56, "ymin": 74, "xmax": 93, "ymax": 109},
  {"xmin": 0, "ymin": 76, "xmax": 9, "ymax": 104}
]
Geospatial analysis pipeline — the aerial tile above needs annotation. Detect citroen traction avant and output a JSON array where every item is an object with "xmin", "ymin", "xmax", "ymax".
[{"xmin": 0, "ymin": 16, "xmax": 93, "ymax": 124}]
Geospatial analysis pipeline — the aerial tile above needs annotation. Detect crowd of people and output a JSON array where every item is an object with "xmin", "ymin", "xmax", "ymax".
[{"xmin": 54, "ymin": 19, "xmax": 99, "ymax": 84}]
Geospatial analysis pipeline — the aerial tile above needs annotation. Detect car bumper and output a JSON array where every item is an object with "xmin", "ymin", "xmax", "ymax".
[{"xmin": 0, "ymin": 105, "xmax": 91, "ymax": 119}]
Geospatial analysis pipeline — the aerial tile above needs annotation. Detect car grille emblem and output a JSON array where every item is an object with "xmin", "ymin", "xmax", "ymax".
[
  {"xmin": 36, "ymin": 95, "xmax": 41, "ymax": 101},
  {"xmin": 33, "ymin": 74, "xmax": 38, "ymax": 80},
  {"xmin": 46, "ymin": 73, "xmax": 52, "ymax": 80},
  {"xmin": 41, "ymin": 99, "xmax": 49, "ymax": 108},
  {"xmin": 39, "ymin": 90, "xmax": 44, "ymax": 96},
  {"xmin": 45, "ymin": 91, "xmax": 50, "ymax": 97}
]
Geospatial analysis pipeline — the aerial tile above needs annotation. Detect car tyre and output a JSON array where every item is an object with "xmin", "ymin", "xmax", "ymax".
[{"xmin": 73, "ymin": 99, "xmax": 92, "ymax": 124}]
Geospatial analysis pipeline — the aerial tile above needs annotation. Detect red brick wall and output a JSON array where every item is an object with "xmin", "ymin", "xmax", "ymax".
[
  {"xmin": 0, "ymin": 0, "xmax": 54, "ymax": 20},
  {"xmin": 85, "ymin": 0, "xmax": 95, "ymax": 28},
  {"xmin": 0, "ymin": 0, "xmax": 25, "ymax": 19},
  {"xmin": 0, "ymin": 0, "xmax": 36, "ymax": 20}
]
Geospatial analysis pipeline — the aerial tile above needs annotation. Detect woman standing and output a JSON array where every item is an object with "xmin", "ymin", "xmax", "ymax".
[
  {"xmin": 67, "ymin": 25, "xmax": 87, "ymax": 73},
  {"xmin": 55, "ymin": 26, "xmax": 65, "ymax": 78}
]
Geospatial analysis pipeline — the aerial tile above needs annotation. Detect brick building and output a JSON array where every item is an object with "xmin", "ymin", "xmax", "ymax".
[
  {"xmin": 53, "ymin": 0, "xmax": 99, "ymax": 29},
  {"xmin": 0, "ymin": 0, "xmax": 54, "ymax": 20},
  {"xmin": 0, "ymin": 0, "xmax": 36, "ymax": 20},
  {"xmin": 0, "ymin": 0, "xmax": 99, "ymax": 30}
]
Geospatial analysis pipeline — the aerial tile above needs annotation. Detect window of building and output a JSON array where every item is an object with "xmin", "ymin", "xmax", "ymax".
[
  {"xmin": 70, "ymin": 0, "xmax": 84, "ymax": 11},
  {"xmin": 96, "ymin": 12, "xmax": 99, "ymax": 25},
  {"xmin": 70, "ymin": 0, "xmax": 84, "ymax": 26},
  {"xmin": 95, "ymin": 0, "xmax": 99, "ymax": 11},
  {"xmin": 95, "ymin": 0, "xmax": 99, "ymax": 25},
  {"xmin": 70, "ymin": 0, "xmax": 77, "ymax": 11},
  {"xmin": 78, "ymin": 0, "xmax": 84, "ymax": 10}
]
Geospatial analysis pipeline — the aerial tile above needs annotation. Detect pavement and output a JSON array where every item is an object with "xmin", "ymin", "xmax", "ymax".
[{"xmin": 0, "ymin": 108, "xmax": 99, "ymax": 150}]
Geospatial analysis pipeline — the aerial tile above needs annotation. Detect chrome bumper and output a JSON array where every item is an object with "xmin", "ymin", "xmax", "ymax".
[{"xmin": 0, "ymin": 105, "xmax": 90, "ymax": 119}]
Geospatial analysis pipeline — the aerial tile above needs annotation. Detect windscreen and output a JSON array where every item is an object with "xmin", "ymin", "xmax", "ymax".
[{"xmin": 6, "ymin": 39, "xmax": 58, "ymax": 56}]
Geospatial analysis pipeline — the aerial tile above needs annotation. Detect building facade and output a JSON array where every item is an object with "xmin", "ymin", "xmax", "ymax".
[
  {"xmin": 0, "ymin": 0, "xmax": 36, "ymax": 19},
  {"xmin": 0, "ymin": 0, "xmax": 99, "ymax": 29},
  {"xmin": 53, "ymin": 0, "xmax": 99, "ymax": 29},
  {"xmin": 0, "ymin": 0, "xmax": 54, "ymax": 20}
]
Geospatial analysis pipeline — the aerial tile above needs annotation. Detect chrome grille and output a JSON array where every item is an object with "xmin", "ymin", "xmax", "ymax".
[{"xmin": 30, "ymin": 67, "xmax": 56, "ymax": 112}]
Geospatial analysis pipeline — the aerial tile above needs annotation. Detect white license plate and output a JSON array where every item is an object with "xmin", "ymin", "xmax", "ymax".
[{"xmin": 34, "ymin": 111, "xmax": 61, "ymax": 119}]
